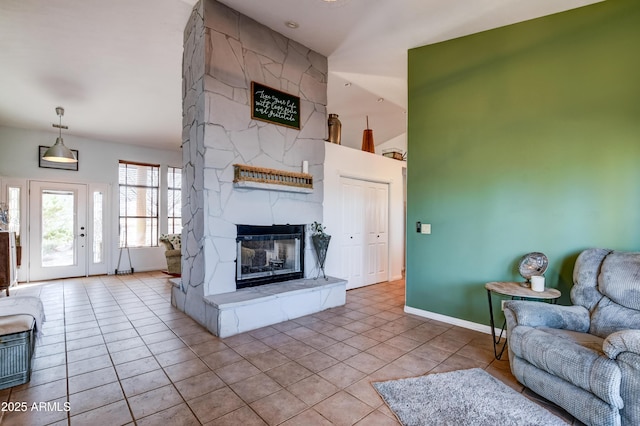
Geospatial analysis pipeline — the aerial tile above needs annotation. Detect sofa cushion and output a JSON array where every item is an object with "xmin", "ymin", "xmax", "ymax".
[
  {"xmin": 599, "ymin": 251, "xmax": 640, "ymax": 311},
  {"xmin": 510, "ymin": 325, "xmax": 622, "ymax": 408},
  {"xmin": 590, "ymin": 296, "xmax": 640, "ymax": 338}
]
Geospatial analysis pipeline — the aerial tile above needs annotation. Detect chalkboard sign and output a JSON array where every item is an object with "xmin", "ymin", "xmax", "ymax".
[{"xmin": 251, "ymin": 82, "xmax": 300, "ymax": 130}]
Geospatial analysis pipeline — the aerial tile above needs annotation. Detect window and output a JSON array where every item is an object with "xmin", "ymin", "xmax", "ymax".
[
  {"xmin": 167, "ymin": 167, "xmax": 182, "ymax": 235},
  {"xmin": 119, "ymin": 161, "xmax": 159, "ymax": 247}
]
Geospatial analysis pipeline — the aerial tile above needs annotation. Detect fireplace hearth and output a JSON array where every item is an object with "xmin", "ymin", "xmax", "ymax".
[{"xmin": 236, "ymin": 224, "xmax": 304, "ymax": 289}]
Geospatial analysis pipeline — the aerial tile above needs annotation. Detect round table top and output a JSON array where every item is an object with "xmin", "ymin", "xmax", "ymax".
[{"xmin": 485, "ymin": 281, "xmax": 561, "ymax": 299}]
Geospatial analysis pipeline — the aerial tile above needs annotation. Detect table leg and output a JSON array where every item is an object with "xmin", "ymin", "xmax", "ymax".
[{"xmin": 487, "ymin": 289, "xmax": 508, "ymax": 360}]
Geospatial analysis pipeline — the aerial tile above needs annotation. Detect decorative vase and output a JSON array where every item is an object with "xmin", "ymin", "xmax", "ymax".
[
  {"xmin": 361, "ymin": 115, "xmax": 375, "ymax": 153},
  {"xmin": 326, "ymin": 114, "xmax": 341, "ymax": 145},
  {"xmin": 312, "ymin": 234, "xmax": 331, "ymax": 280}
]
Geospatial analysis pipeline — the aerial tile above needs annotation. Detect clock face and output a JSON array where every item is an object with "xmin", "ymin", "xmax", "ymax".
[{"xmin": 518, "ymin": 252, "xmax": 548, "ymax": 280}]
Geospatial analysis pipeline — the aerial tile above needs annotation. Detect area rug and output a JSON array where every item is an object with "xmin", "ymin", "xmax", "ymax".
[{"xmin": 373, "ymin": 368, "xmax": 566, "ymax": 426}]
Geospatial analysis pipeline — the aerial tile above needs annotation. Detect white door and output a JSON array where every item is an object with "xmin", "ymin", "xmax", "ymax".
[
  {"xmin": 29, "ymin": 181, "xmax": 88, "ymax": 281},
  {"xmin": 340, "ymin": 178, "xmax": 365, "ymax": 288},
  {"xmin": 364, "ymin": 183, "xmax": 389, "ymax": 285},
  {"xmin": 340, "ymin": 177, "xmax": 389, "ymax": 289}
]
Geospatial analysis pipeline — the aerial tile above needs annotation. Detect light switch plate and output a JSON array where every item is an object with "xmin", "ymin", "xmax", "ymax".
[{"xmin": 421, "ymin": 223, "xmax": 431, "ymax": 234}]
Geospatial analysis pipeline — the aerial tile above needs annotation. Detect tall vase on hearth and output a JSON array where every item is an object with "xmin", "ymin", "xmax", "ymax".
[{"xmin": 311, "ymin": 222, "xmax": 331, "ymax": 280}]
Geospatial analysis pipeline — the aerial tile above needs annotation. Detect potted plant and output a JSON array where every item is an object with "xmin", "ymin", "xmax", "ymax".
[{"xmin": 311, "ymin": 221, "xmax": 330, "ymax": 280}]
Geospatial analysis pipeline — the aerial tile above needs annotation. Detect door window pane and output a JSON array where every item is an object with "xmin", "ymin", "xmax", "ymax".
[
  {"xmin": 42, "ymin": 189, "xmax": 75, "ymax": 267},
  {"xmin": 93, "ymin": 191, "xmax": 103, "ymax": 263}
]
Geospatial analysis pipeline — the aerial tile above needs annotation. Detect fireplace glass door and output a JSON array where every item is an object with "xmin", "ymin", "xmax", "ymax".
[{"xmin": 236, "ymin": 225, "xmax": 304, "ymax": 288}]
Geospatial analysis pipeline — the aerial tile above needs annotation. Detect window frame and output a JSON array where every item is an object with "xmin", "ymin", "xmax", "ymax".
[{"xmin": 118, "ymin": 160, "xmax": 160, "ymax": 248}]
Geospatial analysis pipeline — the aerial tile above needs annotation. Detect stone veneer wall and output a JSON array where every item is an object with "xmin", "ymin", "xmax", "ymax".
[{"xmin": 174, "ymin": 0, "xmax": 328, "ymax": 325}]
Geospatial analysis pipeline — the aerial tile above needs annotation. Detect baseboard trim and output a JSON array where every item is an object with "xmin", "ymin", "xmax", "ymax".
[{"xmin": 404, "ymin": 305, "xmax": 492, "ymax": 335}]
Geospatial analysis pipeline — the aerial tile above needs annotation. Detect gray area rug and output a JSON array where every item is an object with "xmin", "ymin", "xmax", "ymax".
[{"xmin": 373, "ymin": 368, "xmax": 566, "ymax": 426}]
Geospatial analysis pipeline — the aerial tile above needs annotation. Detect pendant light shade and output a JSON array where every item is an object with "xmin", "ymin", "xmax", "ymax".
[{"xmin": 43, "ymin": 107, "xmax": 77, "ymax": 163}]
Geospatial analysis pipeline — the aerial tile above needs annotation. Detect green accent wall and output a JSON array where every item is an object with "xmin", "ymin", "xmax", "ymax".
[{"xmin": 407, "ymin": 0, "xmax": 640, "ymax": 325}]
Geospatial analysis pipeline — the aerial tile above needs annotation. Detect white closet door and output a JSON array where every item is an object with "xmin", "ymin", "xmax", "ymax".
[
  {"xmin": 340, "ymin": 177, "xmax": 389, "ymax": 289},
  {"xmin": 367, "ymin": 182, "xmax": 389, "ymax": 285},
  {"xmin": 340, "ymin": 178, "xmax": 364, "ymax": 289}
]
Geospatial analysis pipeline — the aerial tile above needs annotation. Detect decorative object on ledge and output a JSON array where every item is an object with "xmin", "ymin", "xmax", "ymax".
[
  {"xmin": 326, "ymin": 113, "xmax": 341, "ymax": 144},
  {"xmin": 311, "ymin": 221, "xmax": 331, "ymax": 280},
  {"xmin": 382, "ymin": 148, "xmax": 405, "ymax": 161},
  {"xmin": 361, "ymin": 115, "xmax": 375, "ymax": 154},
  {"xmin": 251, "ymin": 82, "xmax": 300, "ymax": 130},
  {"xmin": 233, "ymin": 164, "xmax": 313, "ymax": 193}
]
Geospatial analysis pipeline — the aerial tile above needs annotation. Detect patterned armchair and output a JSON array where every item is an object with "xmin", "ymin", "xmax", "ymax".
[
  {"xmin": 159, "ymin": 234, "xmax": 181, "ymax": 275},
  {"xmin": 504, "ymin": 248, "xmax": 640, "ymax": 426}
]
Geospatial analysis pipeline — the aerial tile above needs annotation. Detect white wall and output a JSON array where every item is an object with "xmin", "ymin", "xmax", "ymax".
[
  {"xmin": 0, "ymin": 126, "xmax": 182, "ymax": 278},
  {"xmin": 323, "ymin": 143, "xmax": 406, "ymax": 285}
]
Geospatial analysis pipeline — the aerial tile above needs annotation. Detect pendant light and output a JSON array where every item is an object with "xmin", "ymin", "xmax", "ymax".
[{"xmin": 43, "ymin": 106, "xmax": 77, "ymax": 163}]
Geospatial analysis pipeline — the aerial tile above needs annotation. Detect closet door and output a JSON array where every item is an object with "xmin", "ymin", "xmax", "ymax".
[
  {"xmin": 340, "ymin": 177, "xmax": 389, "ymax": 289},
  {"xmin": 364, "ymin": 182, "xmax": 388, "ymax": 285},
  {"xmin": 340, "ymin": 178, "xmax": 365, "ymax": 289}
]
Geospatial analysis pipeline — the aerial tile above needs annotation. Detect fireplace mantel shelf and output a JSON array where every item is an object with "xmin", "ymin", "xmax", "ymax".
[{"xmin": 233, "ymin": 164, "xmax": 313, "ymax": 193}]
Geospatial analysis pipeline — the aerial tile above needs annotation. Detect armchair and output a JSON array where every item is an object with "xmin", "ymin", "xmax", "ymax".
[
  {"xmin": 159, "ymin": 234, "xmax": 181, "ymax": 275},
  {"xmin": 504, "ymin": 248, "xmax": 640, "ymax": 426}
]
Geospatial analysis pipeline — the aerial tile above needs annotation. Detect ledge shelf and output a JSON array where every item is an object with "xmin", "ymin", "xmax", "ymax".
[{"xmin": 233, "ymin": 164, "xmax": 313, "ymax": 193}]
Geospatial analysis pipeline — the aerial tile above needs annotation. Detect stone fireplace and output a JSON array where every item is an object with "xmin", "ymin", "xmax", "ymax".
[{"xmin": 171, "ymin": 0, "xmax": 346, "ymax": 337}]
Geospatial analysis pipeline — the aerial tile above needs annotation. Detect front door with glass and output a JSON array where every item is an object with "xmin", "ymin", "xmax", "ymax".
[{"xmin": 29, "ymin": 181, "xmax": 88, "ymax": 281}]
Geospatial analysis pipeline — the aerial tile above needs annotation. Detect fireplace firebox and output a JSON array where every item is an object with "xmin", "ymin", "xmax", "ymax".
[{"xmin": 236, "ymin": 224, "xmax": 304, "ymax": 289}]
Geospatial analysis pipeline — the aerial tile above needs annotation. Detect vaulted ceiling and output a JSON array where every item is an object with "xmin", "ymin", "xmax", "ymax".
[{"xmin": 0, "ymin": 0, "xmax": 602, "ymax": 151}]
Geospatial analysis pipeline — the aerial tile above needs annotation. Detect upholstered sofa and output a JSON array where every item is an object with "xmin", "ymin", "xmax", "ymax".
[
  {"xmin": 159, "ymin": 234, "xmax": 181, "ymax": 275},
  {"xmin": 505, "ymin": 248, "xmax": 640, "ymax": 426}
]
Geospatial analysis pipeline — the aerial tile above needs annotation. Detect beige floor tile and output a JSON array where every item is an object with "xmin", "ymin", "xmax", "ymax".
[
  {"xmin": 121, "ymin": 369, "xmax": 171, "ymax": 397},
  {"xmin": 317, "ymin": 363, "xmax": 366, "ymax": 389},
  {"xmin": 343, "ymin": 352, "xmax": 388, "ymax": 374},
  {"xmin": 296, "ymin": 350, "xmax": 339, "ymax": 373},
  {"xmin": 280, "ymin": 408, "xmax": 333, "ymax": 426},
  {"xmin": 345, "ymin": 377, "xmax": 384, "ymax": 408},
  {"xmin": 215, "ymin": 359, "xmax": 261, "ymax": 385},
  {"xmin": 201, "ymin": 348, "xmax": 244, "ymax": 370},
  {"xmin": 246, "ymin": 349, "xmax": 291, "ymax": 372},
  {"xmin": 250, "ymin": 389, "xmax": 308, "ymax": 425},
  {"xmin": 265, "ymin": 361, "xmax": 313, "ymax": 387},
  {"xmin": 355, "ymin": 408, "xmax": 401, "ymax": 425},
  {"xmin": 188, "ymin": 387, "xmax": 246, "ymax": 424},
  {"xmin": 69, "ymin": 382, "xmax": 124, "ymax": 416},
  {"xmin": 174, "ymin": 371, "xmax": 226, "ymax": 401},
  {"xmin": 314, "ymin": 391, "xmax": 373, "ymax": 426},
  {"xmin": 275, "ymin": 341, "xmax": 317, "ymax": 359},
  {"xmin": 115, "ymin": 356, "xmax": 161, "ymax": 380},
  {"xmin": 320, "ymin": 342, "xmax": 360, "ymax": 361},
  {"xmin": 204, "ymin": 405, "xmax": 267, "ymax": 426},
  {"xmin": 70, "ymin": 399, "xmax": 132, "ymax": 426},
  {"xmin": 155, "ymin": 346, "xmax": 199, "ymax": 368},
  {"xmin": 68, "ymin": 366, "xmax": 118, "ymax": 394},
  {"xmin": 110, "ymin": 344, "xmax": 153, "ymax": 365},
  {"xmin": 190, "ymin": 339, "xmax": 230, "ymax": 357},
  {"xmin": 164, "ymin": 358, "xmax": 211, "ymax": 382},
  {"xmin": 230, "ymin": 372, "xmax": 283, "ymax": 403},
  {"xmin": 127, "ymin": 384, "xmax": 184, "ymax": 420},
  {"xmin": 286, "ymin": 374, "xmax": 339, "ymax": 406}
]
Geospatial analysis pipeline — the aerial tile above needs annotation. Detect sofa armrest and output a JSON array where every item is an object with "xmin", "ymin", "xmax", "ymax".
[
  {"xmin": 504, "ymin": 300, "xmax": 590, "ymax": 332},
  {"xmin": 603, "ymin": 329, "xmax": 640, "ymax": 359}
]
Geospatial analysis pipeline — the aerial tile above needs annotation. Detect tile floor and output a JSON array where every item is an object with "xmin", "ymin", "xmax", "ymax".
[{"xmin": 0, "ymin": 273, "xmax": 577, "ymax": 425}]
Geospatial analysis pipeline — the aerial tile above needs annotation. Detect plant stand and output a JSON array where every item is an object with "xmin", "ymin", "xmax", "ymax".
[{"xmin": 312, "ymin": 234, "xmax": 331, "ymax": 280}]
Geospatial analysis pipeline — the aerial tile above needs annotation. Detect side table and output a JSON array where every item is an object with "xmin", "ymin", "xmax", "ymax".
[{"xmin": 485, "ymin": 281, "xmax": 561, "ymax": 360}]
